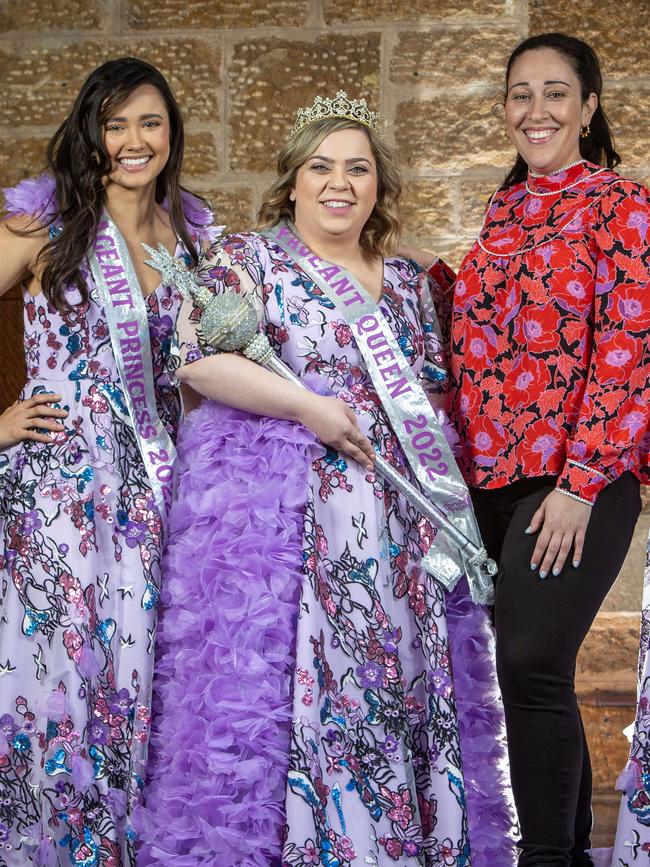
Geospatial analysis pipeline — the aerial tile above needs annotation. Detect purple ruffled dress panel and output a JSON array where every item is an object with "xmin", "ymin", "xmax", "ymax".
[
  {"xmin": 137, "ymin": 233, "xmax": 516, "ymax": 866},
  {"xmin": 0, "ymin": 175, "xmax": 214, "ymax": 866},
  {"xmin": 136, "ymin": 403, "xmax": 315, "ymax": 866}
]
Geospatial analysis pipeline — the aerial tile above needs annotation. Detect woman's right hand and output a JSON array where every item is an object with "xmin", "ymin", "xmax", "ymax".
[
  {"xmin": 0, "ymin": 394, "xmax": 68, "ymax": 449},
  {"xmin": 298, "ymin": 393, "xmax": 375, "ymax": 471}
]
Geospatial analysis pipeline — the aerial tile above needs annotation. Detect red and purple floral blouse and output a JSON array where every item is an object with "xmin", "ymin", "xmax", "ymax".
[{"xmin": 447, "ymin": 160, "xmax": 650, "ymax": 504}]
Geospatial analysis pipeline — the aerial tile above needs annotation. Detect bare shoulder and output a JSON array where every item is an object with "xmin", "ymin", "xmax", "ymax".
[
  {"xmin": 1, "ymin": 213, "xmax": 48, "ymax": 244},
  {"xmin": 0, "ymin": 215, "xmax": 49, "ymax": 294}
]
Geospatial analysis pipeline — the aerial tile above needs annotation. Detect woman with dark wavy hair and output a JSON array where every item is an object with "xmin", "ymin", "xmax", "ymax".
[
  {"xmin": 0, "ymin": 57, "xmax": 215, "ymax": 865},
  {"xmin": 405, "ymin": 31, "xmax": 650, "ymax": 867}
]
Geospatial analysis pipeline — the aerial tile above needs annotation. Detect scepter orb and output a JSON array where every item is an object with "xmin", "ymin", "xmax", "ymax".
[{"xmin": 199, "ymin": 292, "xmax": 277, "ymax": 366}]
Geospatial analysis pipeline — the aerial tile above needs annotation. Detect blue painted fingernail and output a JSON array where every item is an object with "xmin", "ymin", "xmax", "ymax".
[
  {"xmin": 552, "ymin": 567, "xmax": 561, "ymax": 576},
  {"xmin": 524, "ymin": 526, "xmax": 532, "ymax": 534},
  {"xmin": 530, "ymin": 562, "xmax": 538, "ymax": 571},
  {"xmin": 539, "ymin": 570, "xmax": 547, "ymax": 579},
  {"xmin": 572, "ymin": 559, "xmax": 580, "ymax": 568}
]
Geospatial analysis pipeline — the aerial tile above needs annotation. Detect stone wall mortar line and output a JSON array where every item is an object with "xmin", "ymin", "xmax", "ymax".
[
  {"xmin": 323, "ymin": 15, "xmax": 523, "ymax": 27},
  {"xmin": 0, "ymin": 32, "xmax": 224, "ymax": 46},
  {"xmin": 328, "ymin": 20, "xmax": 525, "ymax": 34},
  {"xmin": 389, "ymin": 81, "xmax": 505, "ymax": 99},
  {"xmin": 184, "ymin": 121, "xmax": 225, "ymax": 133},
  {"xmin": 189, "ymin": 170, "xmax": 278, "ymax": 182},
  {"xmin": 0, "ymin": 30, "xmax": 110, "ymax": 39},
  {"xmin": 56, "ymin": 25, "xmax": 390, "ymax": 38},
  {"xmin": 191, "ymin": 179, "xmax": 269, "ymax": 191},
  {"xmin": 606, "ymin": 77, "xmax": 650, "ymax": 88},
  {"xmin": 311, "ymin": 0, "xmax": 325, "ymax": 26},
  {"xmin": 217, "ymin": 30, "xmax": 228, "ymax": 189},
  {"xmin": 0, "ymin": 126, "xmax": 58, "ymax": 138},
  {"xmin": 379, "ymin": 28, "xmax": 394, "ymax": 146},
  {"xmin": 109, "ymin": 0, "xmax": 124, "ymax": 35},
  {"xmin": 0, "ymin": 33, "xmax": 115, "ymax": 43},
  {"xmin": 372, "ymin": 21, "xmax": 524, "ymax": 35},
  {"xmin": 9, "ymin": 27, "xmax": 621, "ymax": 51},
  {"xmin": 450, "ymin": 176, "xmax": 462, "ymax": 237},
  {"xmin": 513, "ymin": 0, "xmax": 529, "ymax": 30},
  {"xmin": 0, "ymin": 22, "xmax": 600, "ymax": 50},
  {"xmin": 25, "ymin": 19, "xmax": 523, "ymax": 39},
  {"xmin": 399, "ymin": 171, "xmax": 505, "ymax": 182}
]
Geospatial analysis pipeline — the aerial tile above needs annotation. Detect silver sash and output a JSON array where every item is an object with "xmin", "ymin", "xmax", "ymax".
[
  {"xmin": 89, "ymin": 213, "xmax": 177, "ymax": 523},
  {"xmin": 265, "ymin": 220, "xmax": 493, "ymax": 604}
]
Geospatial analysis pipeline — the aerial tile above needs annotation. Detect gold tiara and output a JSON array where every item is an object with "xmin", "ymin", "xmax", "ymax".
[{"xmin": 289, "ymin": 91, "xmax": 382, "ymax": 138}]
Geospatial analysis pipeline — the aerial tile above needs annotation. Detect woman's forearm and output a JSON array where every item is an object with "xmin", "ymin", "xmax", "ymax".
[
  {"xmin": 177, "ymin": 350, "xmax": 376, "ymax": 468},
  {"xmin": 177, "ymin": 351, "xmax": 312, "ymax": 422}
]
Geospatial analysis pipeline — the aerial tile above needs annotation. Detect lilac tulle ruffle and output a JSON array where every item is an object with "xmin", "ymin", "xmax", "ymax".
[
  {"xmin": 3, "ymin": 172, "xmax": 57, "ymax": 222},
  {"xmin": 447, "ymin": 581, "xmax": 518, "ymax": 866},
  {"xmin": 135, "ymin": 401, "xmax": 315, "ymax": 866}
]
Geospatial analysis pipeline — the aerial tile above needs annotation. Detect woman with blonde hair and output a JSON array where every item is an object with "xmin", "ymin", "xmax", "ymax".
[{"xmin": 136, "ymin": 94, "xmax": 514, "ymax": 866}]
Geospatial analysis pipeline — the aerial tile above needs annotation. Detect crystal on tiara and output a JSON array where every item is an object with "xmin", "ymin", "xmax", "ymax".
[{"xmin": 289, "ymin": 90, "xmax": 381, "ymax": 137}]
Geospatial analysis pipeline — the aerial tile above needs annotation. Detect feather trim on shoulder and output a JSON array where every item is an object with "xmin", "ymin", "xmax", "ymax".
[{"xmin": 3, "ymin": 173, "xmax": 57, "ymax": 223}]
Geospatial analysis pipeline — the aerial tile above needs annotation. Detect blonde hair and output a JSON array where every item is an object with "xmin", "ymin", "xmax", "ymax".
[{"xmin": 257, "ymin": 117, "xmax": 402, "ymax": 257}]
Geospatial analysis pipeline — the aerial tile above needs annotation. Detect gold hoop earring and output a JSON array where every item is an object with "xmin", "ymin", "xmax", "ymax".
[{"xmin": 580, "ymin": 124, "xmax": 591, "ymax": 139}]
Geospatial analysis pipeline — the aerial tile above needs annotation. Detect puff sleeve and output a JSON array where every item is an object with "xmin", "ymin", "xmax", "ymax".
[{"xmin": 556, "ymin": 181, "xmax": 650, "ymax": 503}]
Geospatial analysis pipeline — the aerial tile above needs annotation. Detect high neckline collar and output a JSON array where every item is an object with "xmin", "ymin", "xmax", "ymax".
[{"xmin": 526, "ymin": 159, "xmax": 596, "ymax": 195}]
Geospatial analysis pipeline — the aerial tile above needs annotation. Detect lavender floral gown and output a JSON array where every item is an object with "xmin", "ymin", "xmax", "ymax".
[
  {"xmin": 0, "ymin": 176, "xmax": 213, "ymax": 866},
  {"xmin": 137, "ymin": 233, "xmax": 514, "ymax": 867}
]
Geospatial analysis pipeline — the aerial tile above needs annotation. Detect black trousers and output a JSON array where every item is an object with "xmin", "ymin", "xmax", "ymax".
[{"xmin": 471, "ymin": 473, "xmax": 642, "ymax": 867}]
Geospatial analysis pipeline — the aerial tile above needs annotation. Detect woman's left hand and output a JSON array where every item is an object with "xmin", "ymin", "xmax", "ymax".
[{"xmin": 527, "ymin": 490, "xmax": 592, "ymax": 577}]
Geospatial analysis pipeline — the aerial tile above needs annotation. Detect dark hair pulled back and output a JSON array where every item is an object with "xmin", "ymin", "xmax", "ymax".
[
  {"xmin": 22, "ymin": 57, "xmax": 206, "ymax": 312},
  {"xmin": 502, "ymin": 33, "xmax": 620, "ymax": 188}
]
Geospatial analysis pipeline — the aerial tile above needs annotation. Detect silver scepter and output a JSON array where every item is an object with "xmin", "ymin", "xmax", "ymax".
[{"xmin": 144, "ymin": 244, "xmax": 497, "ymax": 580}]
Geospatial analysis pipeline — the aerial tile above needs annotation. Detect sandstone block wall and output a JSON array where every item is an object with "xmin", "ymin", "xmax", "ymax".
[{"xmin": 1, "ymin": 0, "xmax": 649, "ymax": 846}]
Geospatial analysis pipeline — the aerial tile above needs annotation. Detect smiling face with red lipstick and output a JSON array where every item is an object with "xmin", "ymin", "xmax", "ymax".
[{"xmin": 505, "ymin": 47, "xmax": 598, "ymax": 176}]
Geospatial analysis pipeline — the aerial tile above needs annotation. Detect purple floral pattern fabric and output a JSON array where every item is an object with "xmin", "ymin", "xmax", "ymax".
[
  {"xmin": 176, "ymin": 233, "xmax": 474, "ymax": 865},
  {"xmin": 0, "ymin": 176, "xmax": 212, "ymax": 866}
]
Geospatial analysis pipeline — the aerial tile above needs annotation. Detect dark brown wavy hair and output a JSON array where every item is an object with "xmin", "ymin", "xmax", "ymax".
[
  {"xmin": 17, "ymin": 57, "xmax": 207, "ymax": 311},
  {"xmin": 502, "ymin": 33, "xmax": 621, "ymax": 188}
]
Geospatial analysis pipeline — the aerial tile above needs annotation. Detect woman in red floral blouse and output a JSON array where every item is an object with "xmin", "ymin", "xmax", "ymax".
[{"xmin": 405, "ymin": 32, "xmax": 650, "ymax": 867}]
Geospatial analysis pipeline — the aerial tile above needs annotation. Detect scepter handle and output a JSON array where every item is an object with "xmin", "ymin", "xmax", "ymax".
[{"xmin": 262, "ymin": 356, "xmax": 495, "ymax": 575}]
